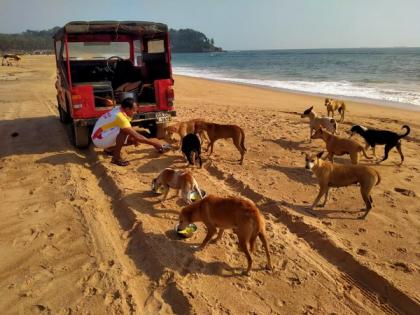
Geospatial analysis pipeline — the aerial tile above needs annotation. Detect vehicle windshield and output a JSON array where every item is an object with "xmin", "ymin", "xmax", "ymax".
[{"xmin": 66, "ymin": 41, "xmax": 130, "ymax": 60}]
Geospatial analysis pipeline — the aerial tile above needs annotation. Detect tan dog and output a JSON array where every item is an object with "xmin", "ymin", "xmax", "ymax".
[
  {"xmin": 325, "ymin": 98, "xmax": 346, "ymax": 122},
  {"xmin": 178, "ymin": 195, "xmax": 272, "ymax": 275},
  {"xmin": 312, "ymin": 127, "xmax": 372, "ymax": 164},
  {"xmin": 300, "ymin": 106, "xmax": 338, "ymax": 142},
  {"xmin": 164, "ymin": 119, "xmax": 208, "ymax": 148},
  {"xmin": 195, "ymin": 122, "xmax": 247, "ymax": 164},
  {"xmin": 304, "ymin": 151, "xmax": 380, "ymax": 219},
  {"xmin": 152, "ymin": 168, "xmax": 202, "ymax": 204},
  {"xmin": 2, "ymin": 54, "xmax": 21, "ymax": 66}
]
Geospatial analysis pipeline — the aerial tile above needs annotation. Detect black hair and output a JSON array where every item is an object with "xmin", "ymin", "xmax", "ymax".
[{"xmin": 121, "ymin": 97, "xmax": 136, "ymax": 109}]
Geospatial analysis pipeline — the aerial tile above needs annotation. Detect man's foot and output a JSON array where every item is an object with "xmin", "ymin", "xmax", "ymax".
[{"xmin": 111, "ymin": 158, "xmax": 130, "ymax": 166}]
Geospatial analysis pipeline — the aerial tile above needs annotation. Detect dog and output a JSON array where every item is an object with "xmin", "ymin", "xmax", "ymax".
[
  {"xmin": 300, "ymin": 106, "xmax": 338, "ymax": 142},
  {"xmin": 312, "ymin": 127, "xmax": 372, "ymax": 164},
  {"xmin": 304, "ymin": 151, "xmax": 380, "ymax": 219},
  {"xmin": 151, "ymin": 168, "xmax": 202, "ymax": 204},
  {"xmin": 325, "ymin": 98, "xmax": 346, "ymax": 122},
  {"xmin": 181, "ymin": 133, "xmax": 203, "ymax": 167},
  {"xmin": 350, "ymin": 125, "xmax": 410, "ymax": 165},
  {"xmin": 178, "ymin": 195, "xmax": 272, "ymax": 275},
  {"xmin": 195, "ymin": 121, "xmax": 247, "ymax": 164},
  {"xmin": 1, "ymin": 54, "xmax": 21, "ymax": 66},
  {"xmin": 165, "ymin": 119, "xmax": 208, "ymax": 148}
]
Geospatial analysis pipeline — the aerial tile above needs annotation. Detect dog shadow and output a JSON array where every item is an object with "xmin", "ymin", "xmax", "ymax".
[
  {"xmin": 123, "ymin": 191, "xmax": 181, "ymax": 218},
  {"xmin": 263, "ymin": 164, "xmax": 317, "ymax": 185},
  {"xmin": 280, "ymin": 200, "xmax": 365, "ymax": 220},
  {"xmin": 264, "ymin": 138, "xmax": 306, "ymax": 151},
  {"xmin": 135, "ymin": 155, "xmax": 181, "ymax": 173},
  {"xmin": 126, "ymin": 226, "xmax": 247, "ymax": 281}
]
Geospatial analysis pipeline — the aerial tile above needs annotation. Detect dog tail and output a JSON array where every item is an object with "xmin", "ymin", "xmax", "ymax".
[
  {"xmin": 240, "ymin": 128, "xmax": 247, "ymax": 152},
  {"xmin": 258, "ymin": 231, "xmax": 272, "ymax": 270},
  {"xmin": 399, "ymin": 125, "xmax": 410, "ymax": 139},
  {"xmin": 192, "ymin": 178, "xmax": 203, "ymax": 198},
  {"xmin": 375, "ymin": 169, "xmax": 381, "ymax": 186},
  {"xmin": 330, "ymin": 118, "xmax": 338, "ymax": 134}
]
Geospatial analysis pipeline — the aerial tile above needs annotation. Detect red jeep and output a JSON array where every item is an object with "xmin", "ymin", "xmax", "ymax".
[{"xmin": 53, "ymin": 21, "xmax": 176, "ymax": 147}]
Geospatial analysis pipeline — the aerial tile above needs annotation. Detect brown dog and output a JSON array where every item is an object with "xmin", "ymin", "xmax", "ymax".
[
  {"xmin": 152, "ymin": 168, "xmax": 202, "ymax": 204},
  {"xmin": 325, "ymin": 98, "xmax": 346, "ymax": 122},
  {"xmin": 178, "ymin": 195, "xmax": 272, "ymax": 275},
  {"xmin": 304, "ymin": 151, "xmax": 380, "ymax": 218},
  {"xmin": 312, "ymin": 127, "xmax": 372, "ymax": 164},
  {"xmin": 195, "ymin": 122, "xmax": 247, "ymax": 164},
  {"xmin": 165, "ymin": 119, "xmax": 208, "ymax": 148}
]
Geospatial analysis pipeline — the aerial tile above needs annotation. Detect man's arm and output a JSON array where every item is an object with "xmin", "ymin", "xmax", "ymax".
[{"xmin": 121, "ymin": 127, "xmax": 163, "ymax": 150}]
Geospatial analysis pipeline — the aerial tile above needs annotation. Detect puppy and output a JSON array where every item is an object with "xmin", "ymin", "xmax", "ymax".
[
  {"xmin": 312, "ymin": 127, "xmax": 372, "ymax": 164},
  {"xmin": 195, "ymin": 121, "xmax": 247, "ymax": 164},
  {"xmin": 178, "ymin": 195, "xmax": 272, "ymax": 275},
  {"xmin": 325, "ymin": 98, "xmax": 346, "ymax": 122},
  {"xmin": 152, "ymin": 168, "xmax": 202, "ymax": 204},
  {"xmin": 181, "ymin": 133, "xmax": 202, "ymax": 167},
  {"xmin": 350, "ymin": 125, "xmax": 410, "ymax": 165},
  {"xmin": 300, "ymin": 106, "xmax": 338, "ymax": 142},
  {"xmin": 304, "ymin": 151, "xmax": 380, "ymax": 219},
  {"xmin": 165, "ymin": 119, "xmax": 208, "ymax": 148}
]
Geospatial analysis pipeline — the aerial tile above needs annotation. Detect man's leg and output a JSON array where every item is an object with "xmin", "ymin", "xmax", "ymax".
[{"xmin": 109, "ymin": 131, "xmax": 132, "ymax": 166}]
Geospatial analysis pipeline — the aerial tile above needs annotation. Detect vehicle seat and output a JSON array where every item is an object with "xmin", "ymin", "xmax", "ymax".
[{"xmin": 112, "ymin": 60, "xmax": 138, "ymax": 89}]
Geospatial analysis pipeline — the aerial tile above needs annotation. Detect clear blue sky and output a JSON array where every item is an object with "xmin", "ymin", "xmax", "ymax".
[{"xmin": 1, "ymin": 0, "xmax": 419, "ymax": 50}]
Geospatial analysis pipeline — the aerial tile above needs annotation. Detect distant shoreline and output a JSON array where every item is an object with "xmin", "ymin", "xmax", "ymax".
[{"xmin": 174, "ymin": 73, "xmax": 420, "ymax": 112}]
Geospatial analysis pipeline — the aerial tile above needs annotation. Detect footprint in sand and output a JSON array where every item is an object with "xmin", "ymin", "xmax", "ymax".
[
  {"xmin": 390, "ymin": 262, "xmax": 412, "ymax": 273},
  {"xmin": 356, "ymin": 248, "xmax": 368, "ymax": 256},
  {"xmin": 385, "ymin": 230, "xmax": 403, "ymax": 238}
]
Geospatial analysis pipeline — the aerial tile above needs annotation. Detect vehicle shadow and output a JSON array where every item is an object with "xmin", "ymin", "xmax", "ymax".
[{"xmin": 0, "ymin": 116, "xmax": 71, "ymax": 159}]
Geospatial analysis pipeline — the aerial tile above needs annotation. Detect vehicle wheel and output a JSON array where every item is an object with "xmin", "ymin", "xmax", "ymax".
[
  {"xmin": 147, "ymin": 123, "xmax": 158, "ymax": 138},
  {"xmin": 71, "ymin": 123, "xmax": 90, "ymax": 148},
  {"xmin": 58, "ymin": 103, "xmax": 71, "ymax": 124}
]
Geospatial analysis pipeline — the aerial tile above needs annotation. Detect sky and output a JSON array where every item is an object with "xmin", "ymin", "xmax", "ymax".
[{"xmin": 0, "ymin": 0, "xmax": 419, "ymax": 50}]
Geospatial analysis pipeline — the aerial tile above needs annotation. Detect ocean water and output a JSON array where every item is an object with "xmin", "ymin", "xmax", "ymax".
[{"xmin": 172, "ymin": 48, "xmax": 420, "ymax": 107}]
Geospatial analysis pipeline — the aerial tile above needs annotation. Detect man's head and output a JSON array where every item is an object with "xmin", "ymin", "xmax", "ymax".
[{"xmin": 121, "ymin": 97, "xmax": 137, "ymax": 117}]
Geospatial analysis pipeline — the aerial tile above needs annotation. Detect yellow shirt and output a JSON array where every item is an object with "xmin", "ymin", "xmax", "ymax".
[{"xmin": 91, "ymin": 107, "xmax": 132, "ymax": 140}]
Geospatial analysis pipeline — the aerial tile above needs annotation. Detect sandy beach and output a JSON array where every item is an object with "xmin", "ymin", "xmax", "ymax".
[{"xmin": 0, "ymin": 55, "xmax": 419, "ymax": 314}]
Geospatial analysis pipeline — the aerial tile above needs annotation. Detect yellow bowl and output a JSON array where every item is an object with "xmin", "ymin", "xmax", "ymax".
[
  {"xmin": 188, "ymin": 190, "xmax": 206, "ymax": 203},
  {"xmin": 174, "ymin": 223, "xmax": 198, "ymax": 238}
]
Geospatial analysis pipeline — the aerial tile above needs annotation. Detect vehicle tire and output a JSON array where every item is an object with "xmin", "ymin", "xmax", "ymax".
[
  {"xmin": 71, "ymin": 123, "xmax": 90, "ymax": 148},
  {"xmin": 147, "ymin": 123, "xmax": 158, "ymax": 138},
  {"xmin": 58, "ymin": 102, "xmax": 71, "ymax": 124}
]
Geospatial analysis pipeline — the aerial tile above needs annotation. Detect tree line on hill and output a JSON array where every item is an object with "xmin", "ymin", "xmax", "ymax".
[{"xmin": 0, "ymin": 27, "xmax": 223, "ymax": 54}]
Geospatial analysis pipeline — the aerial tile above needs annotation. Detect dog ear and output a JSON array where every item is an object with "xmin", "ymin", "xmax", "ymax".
[{"xmin": 317, "ymin": 151, "xmax": 324, "ymax": 159}]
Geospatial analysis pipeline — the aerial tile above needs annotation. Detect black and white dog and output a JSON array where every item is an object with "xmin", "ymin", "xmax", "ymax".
[
  {"xmin": 350, "ymin": 124, "xmax": 410, "ymax": 164},
  {"xmin": 181, "ymin": 133, "xmax": 202, "ymax": 167}
]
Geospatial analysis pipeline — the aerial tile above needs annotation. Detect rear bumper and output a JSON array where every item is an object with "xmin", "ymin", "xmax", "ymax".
[{"xmin": 73, "ymin": 110, "xmax": 176, "ymax": 127}]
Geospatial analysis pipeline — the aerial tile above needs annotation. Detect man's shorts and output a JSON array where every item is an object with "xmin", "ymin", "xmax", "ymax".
[{"xmin": 92, "ymin": 127, "xmax": 128, "ymax": 149}]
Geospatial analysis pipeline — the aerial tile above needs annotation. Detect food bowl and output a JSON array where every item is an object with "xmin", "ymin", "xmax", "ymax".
[
  {"xmin": 189, "ymin": 190, "xmax": 206, "ymax": 203},
  {"xmin": 174, "ymin": 223, "xmax": 197, "ymax": 238},
  {"xmin": 151, "ymin": 179, "xmax": 164, "ymax": 195}
]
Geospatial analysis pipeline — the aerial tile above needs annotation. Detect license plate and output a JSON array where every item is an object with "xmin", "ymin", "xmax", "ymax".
[{"xmin": 156, "ymin": 112, "xmax": 171, "ymax": 124}]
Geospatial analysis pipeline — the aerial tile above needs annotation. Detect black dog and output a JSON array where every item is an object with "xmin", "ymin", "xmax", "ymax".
[
  {"xmin": 181, "ymin": 133, "xmax": 202, "ymax": 167},
  {"xmin": 350, "ymin": 125, "xmax": 410, "ymax": 164}
]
